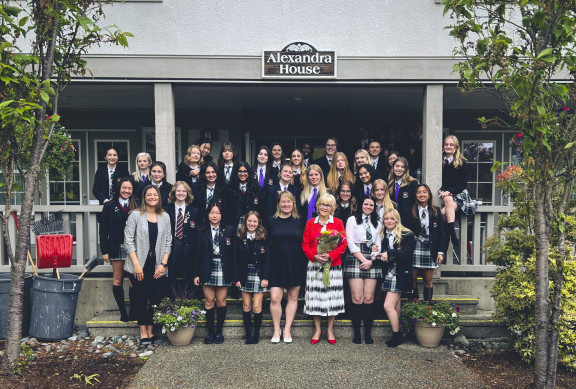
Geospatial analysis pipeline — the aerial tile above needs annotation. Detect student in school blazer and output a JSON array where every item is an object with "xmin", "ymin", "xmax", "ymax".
[
  {"xmin": 227, "ymin": 179, "xmax": 263, "ymax": 228},
  {"xmin": 194, "ymin": 224, "xmax": 236, "ymax": 285},
  {"xmin": 375, "ymin": 231, "xmax": 416, "ymax": 293},
  {"xmin": 193, "ymin": 183, "xmax": 227, "ymax": 226},
  {"xmin": 92, "ymin": 165, "xmax": 130, "ymax": 204},
  {"xmin": 233, "ymin": 235, "xmax": 270, "ymax": 289},
  {"xmin": 405, "ymin": 205, "xmax": 444, "ymax": 262}
]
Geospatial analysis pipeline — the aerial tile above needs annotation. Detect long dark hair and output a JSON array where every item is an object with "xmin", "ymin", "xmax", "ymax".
[
  {"xmin": 231, "ymin": 161, "xmax": 260, "ymax": 195},
  {"xmin": 198, "ymin": 161, "xmax": 221, "ymax": 191},
  {"xmin": 270, "ymin": 141, "xmax": 285, "ymax": 163},
  {"xmin": 112, "ymin": 176, "xmax": 137, "ymax": 210},
  {"xmin": 202, "ymin": 201, "xmax": 224, "ymax": 230},
  {"xmin": 335, "ymin": 180, "xmax": 357, "ymax": 215},
  {"xmin": 150, "ymin": 161, "xmax": 169, "ymax": 186},
  {"xmin": 354, "ymin": 197, "xmax": 379, "ymax": 228},
  {"xmin": 217, "ymin": 140, "xmax": 239, "ymax": 169},
  {"xmin": 411, "ymin": 184, "xmax": 439, "ymax": 219},
  {"xmin": 252, "ymin": 145, "xmax": 273, "ymax": 173},
  {"xmin": 353, "ymin": 163, "xmax": 378, "ymax": 198}
]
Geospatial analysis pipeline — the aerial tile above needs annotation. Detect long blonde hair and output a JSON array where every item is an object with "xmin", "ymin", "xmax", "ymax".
[
  {"xmin": 354, "ymin": 149, "xmax": 373, "ymax": 173},
  {"xmin": 387, "ymin": 157, "xmax": 418, "ymax": 196},
  {"xmin": 300, "ymin": 164, "xmax": 329, "ymax": 207},
  {"xmin": 237, "ymin": 211, "xmax": 267, "ymax": 240},
  {"xmin": 443, "ymin": 135, "xmax": 467, "ymax": 169},
  {"xmin": 132, "ymin": 152, "xmax": 152, "ymax": 182},
  {"xmin": 380, "ymin": 208, "xmax": 411, "ymax": 245},
  {"xmin": 327, "ymin": 152, "xmax": 355, "ymax": 194},
  {"xmin": 290, "ymin": 149, "xmax": 307, "ymax": 187},
  {"xmin": 274, "ymin": 191, "xmax": 300, "ymax": 219},
  {"xmin": 371, "ymin": 179, "xmax": 395, "ymax": 210},
  {"xmin": 184, "ymin": 144, "xmax": 204, "ymax": 167}
]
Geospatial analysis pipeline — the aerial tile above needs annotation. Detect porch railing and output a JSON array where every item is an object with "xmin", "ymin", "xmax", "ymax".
[{"xmin": 1, "ymin": 205, "xmax": 512, "ymax": 274}]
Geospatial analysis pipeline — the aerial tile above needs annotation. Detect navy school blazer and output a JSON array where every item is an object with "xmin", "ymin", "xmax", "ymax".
[
  {"xmin": 192, "ymin": 184, "xmax": 227, "ymax": 227},
  {"xmin": 98, "ymin": 200, "xmax": 130, "ymax": 258},
  {"xmin": 92, "ymin": 165, "xmax": 130, "ymax": 205},
  {"xmin": 163, "ymin": 203, "xmax": 199, "ymax": 256},
  {"xmin": 226, "ymin": 184, "xmax": 263, "ymax": 228},
  {"xmin": 264, "ymin": 183, "xmax": 300, "ymax": 220},
  {"xmin": 375, "ymin": 231, "xmax": 416, "ymax": 293},
  {"xmin": 405, "ymin": 205, "xmax": 445, "ymax": 259},
  {"xmin": 233, "ymin": 237, "xmax": 270, "ymax": 286},
  {"xmin": 390, "ymin": 180, "xmax": 419, "ymax": 224},
  {"xmin": 194, "ymin": 224, "xmax": 236, "ymax": 284}
]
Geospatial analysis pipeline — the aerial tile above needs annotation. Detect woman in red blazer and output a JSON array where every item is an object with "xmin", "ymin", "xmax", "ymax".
[{"xmin": 302, "ymin": 193, "xmax": 347, "ymax": 345}]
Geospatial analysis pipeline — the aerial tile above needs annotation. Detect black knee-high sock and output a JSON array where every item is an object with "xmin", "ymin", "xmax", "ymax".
[
  {"xmin": 128, "ymin": 286, "xmax": 135, "ymax": 321},
  {"xmin": 112, "ymin": 285, "xmax": 128, "ymax": 321},
  {"xmin": 364, "ymin": 303, "xmax": 374, "ymax": 344},
  {"xmin": 428, "ymin": 287, "xmax": 433, "ymax": 302},
  {"xmin": 351, "ymin": 303, "xmax": 362, "ymax": 344},
  {"xmin": 251, "ymin": 312, "xmax": 263, "ymax": 344},
  {"xmin": 242, "ymin": 311, "xmax": 252, "ymax": 343},
  {"xmin": 216, "ymin": 306, "xmax": 228, "ymax": 334},
  {"xmin": 448, "ymin": 222, "xmax": 459, "ymax": 247},
  {"xmin": 205, "ymin": 307, "xmax": 215, "ymax": 335}
]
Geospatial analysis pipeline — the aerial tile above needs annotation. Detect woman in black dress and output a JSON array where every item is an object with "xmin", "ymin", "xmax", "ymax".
[
  {"xmin": 227, "ymin": 162, "xmax": 262, "ymax": 229},
  {"xmin": 194, "ymin": 202, "xmax": 236, "ymax": 344},
  {"xmin": 387, "ymin": 157, "xmax": 418, "ymax": 223},
  {"xmin": 268, "ymin": 191, "xmax": 304, "ymax": 343},
  {"xmin": 407, "ymin": 184, "xmax": 444, "ymax": 302},
  {"xmin": 234, "ymin": 211, "xmax": 269, "ymax": 344},
  {"xmin": 99, "ymin": 176, "xmax": 137, "ymax": 321}
]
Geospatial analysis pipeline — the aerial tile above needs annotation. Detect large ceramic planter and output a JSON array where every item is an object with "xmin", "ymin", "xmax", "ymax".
[
  {"xmin": 414, "ymin": 322, "xmax": 444, "ymax": 348},
  {"xmin": 166, "ymin": 326, "xmax": 196, "ymax": 346}
]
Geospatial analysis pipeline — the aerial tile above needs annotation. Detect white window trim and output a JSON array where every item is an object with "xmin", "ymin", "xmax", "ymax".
[
  {"xmin": 462, "ymin": 139, "xmax": 497, "ymax": 205},
  {"xmin": 47, "ymin": 138, "xmax": 82, "ymax": 205}
]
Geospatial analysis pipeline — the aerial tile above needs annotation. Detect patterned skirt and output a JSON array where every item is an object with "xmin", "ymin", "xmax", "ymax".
[
  {"xmin": 344, "ymin": 243, "xmax": 382, "ymax": 279},
  {"xmin": 240, "ymin": 264, "xmax": 269, "ymax": 293},
  {"xmin": 304, "ymin": 262, "xmax": 345, "ymax": 317},
  {"xmin": 413, "ymin": 237, "xmax": 437, "ymax": 269},
  {"xmin": 110, "ymin": 244, "xmax": 127, "ymax": 261},
  {"xmin": 382, "ymin": 263, "xmax": 400, "ymax": 293},
  {"xmin": 454, "ymin": 189, "xmax": 478, "ymax": 215},
  {"xmin": 204, "ymin": 257, "xmax": 229, "ymax": 287}
]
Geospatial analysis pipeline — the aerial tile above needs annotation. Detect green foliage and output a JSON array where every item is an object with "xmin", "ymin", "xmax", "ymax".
[
  {"xmin": 12, "ymin": 343, "xmax": 34, "ymax": 374},
  {"xmin": 153, "ymin": 297, "xmax": 206, "ymax": 334},
  {"xmin": 400, "ymin": 300, "xmax": 462, "ymax": 335},
  {"xmin": 492, "ymin": 253, "xmax": 576, "ymax": 371},
  {"xmin": 70, "ymin": 373, "xmax": 101, "ymax": 386}
]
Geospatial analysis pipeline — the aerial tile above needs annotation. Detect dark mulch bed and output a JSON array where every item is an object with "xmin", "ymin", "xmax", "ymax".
[
  {"xmin": 0, "ymin": 339, "xmax": 146, "ymax": 388},
  {"xmin": 459, "ymin": 348, "xmax": 576, "ymax": 389}
]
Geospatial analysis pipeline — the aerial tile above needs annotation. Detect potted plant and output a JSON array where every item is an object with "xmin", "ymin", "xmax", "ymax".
[
  {"xmin": 400, "ymin": 300, "xmax": 461, "ymax": 348},
  {"xmin": 153, "ymin": 297, "xmax": 205, "ymax": 346}
]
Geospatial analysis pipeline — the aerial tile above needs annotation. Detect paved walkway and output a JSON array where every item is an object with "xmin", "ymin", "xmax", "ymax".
[{"xmin": 129, "ymin": 337, "xmax": 485, "ymax": 389}]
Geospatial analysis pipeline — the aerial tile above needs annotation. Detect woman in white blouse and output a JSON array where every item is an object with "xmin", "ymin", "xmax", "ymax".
[{"xmin": 344, "ymin": 197, "xmax": 382, "ymax": 344}]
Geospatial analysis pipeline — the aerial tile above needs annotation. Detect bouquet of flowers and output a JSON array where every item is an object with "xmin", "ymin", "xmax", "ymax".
[
  {"xmin": 153, "ymin": 297, "xmax": 205, "ymax": 334},
  {"xmin": 312, "ymin": 230, "xmax": 344, "ymax": 287}
]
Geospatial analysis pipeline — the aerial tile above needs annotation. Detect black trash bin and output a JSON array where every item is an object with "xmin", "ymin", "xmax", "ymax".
[
  {"xmin": 29, "ymin": 273, "xmax": 83, "ymax": 341},
  {"xmin": 0, "ymin": 273, "xmax": 33, "ymax": 339}
]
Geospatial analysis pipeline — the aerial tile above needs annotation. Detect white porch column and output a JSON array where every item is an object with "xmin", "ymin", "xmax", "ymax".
[
  {"xmin": 154, "ymin": 83, "xmax": 176, "ymax": 183},
  {"xmin": 422, "ymin": 84, "xmax": 443, "ymax": 198}
]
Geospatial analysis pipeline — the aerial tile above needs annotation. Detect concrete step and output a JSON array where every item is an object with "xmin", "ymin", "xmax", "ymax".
[{"xmin": 86, "ymin": 309, "xmax": 507, "ymax": 340}]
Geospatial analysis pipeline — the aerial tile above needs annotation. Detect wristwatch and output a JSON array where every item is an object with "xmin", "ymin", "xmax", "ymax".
[{"xmin": 160, "ymin": 263, "xmax": 168, "ymax": 268}]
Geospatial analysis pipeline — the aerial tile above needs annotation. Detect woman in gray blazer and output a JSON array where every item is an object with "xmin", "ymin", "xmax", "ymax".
[{"xmin": 125, "ymin": 185, "xmax": 172, "ymax": 345}]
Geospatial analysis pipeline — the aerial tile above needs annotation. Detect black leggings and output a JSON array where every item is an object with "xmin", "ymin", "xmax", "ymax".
[{"xmin": 128, "ymin": 252, "xmax": 166, "ymax": 326}]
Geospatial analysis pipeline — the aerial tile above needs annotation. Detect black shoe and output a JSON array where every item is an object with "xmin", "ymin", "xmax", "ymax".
[
  {"xmin": 385, "ymin": 332, "xmax": 404, "ymax": 348},
  {"xmin": 204, "ymin": 334, "xmax": 214, "ymax": 344},
  {"xmin": 214, "ymin": 334, "xmax": 224, "ymax": 344},
  {"xmin": 139, "ymin": 337, "xmax": 151, "ymax": 346},
  {"xmin": 150, "ymin": 335, "xmax": 163, "ymax": 345},
  {"xmin": 120, "ymin": 312, "xmax": 129, "ymax": 322}
]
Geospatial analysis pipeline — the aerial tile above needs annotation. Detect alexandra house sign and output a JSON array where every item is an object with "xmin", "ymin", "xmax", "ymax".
[{"xmin": 263, "ymin": 42, "xmax": 336, "ymax": 78}]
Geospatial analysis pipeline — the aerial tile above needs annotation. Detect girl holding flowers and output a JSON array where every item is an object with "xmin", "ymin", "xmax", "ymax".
[{"xmin": 302, "ymin": 193, "xmax": 347, "ymax": 345}]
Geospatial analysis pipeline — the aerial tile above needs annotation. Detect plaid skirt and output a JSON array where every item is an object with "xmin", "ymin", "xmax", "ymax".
[
  {"xmin": 304, "ymin": 262, "xmax": 345, "ymax": 317},
  {"xmin": 382, "ymin": 263, "xmax": 400, "ymax": 293},
  {"xmin": 413, "ymin": 237, "xmax": 437, "ymax": 269},
  {"xmin": 204, "ymin": 257, "xmax": 229, "ymax": 287},
  {"xmin": 344, "ymin": 243, "xmax": 382, "ymax": 279},
  {"xmin": 110, "ymin": 244, "xmax": 127, "ymax": 261},
  {"xmin": 240, "ymin": 264, "xmax": 269, "ymax": 293},
  {"xmin": 454, "ymin": 189, "xmax": 477, "ymax": 215}
]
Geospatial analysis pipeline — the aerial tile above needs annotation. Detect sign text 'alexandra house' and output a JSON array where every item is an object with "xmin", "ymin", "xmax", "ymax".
[{"xmin": 263, "ymin": 42, "xmax": 336, "ymax": 78}]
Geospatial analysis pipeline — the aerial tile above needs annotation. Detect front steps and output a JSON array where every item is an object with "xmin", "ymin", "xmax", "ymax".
[{"xmin": 86, "ymin": 296, "xmax": 509, "ymax": 340}]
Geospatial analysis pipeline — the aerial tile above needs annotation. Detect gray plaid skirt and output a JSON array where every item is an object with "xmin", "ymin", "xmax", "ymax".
[
  {"xmin": 454, "ymin": 189, "xmax": 477, "ymax": 215},
  {"xmin": 382, "ymin": 263, "xmax": 400, "ymax": 293},
  {"xmin": 413, "ymin": 237, "xmax": 437, "ymax": 269},
  {"xmin": 205, "ymin": 257, "xmax": 229, "ymax": 287},
  {"xmin": 344, "ymin": 243, "xmax": 382, "ymax": 279},
  {"xmin": 241, "ymin": 264, "xmax": 269, "ymax": 293},
  {"xmin": 110, "ymin": 244, "xmax": 127, "ymax": 261}
]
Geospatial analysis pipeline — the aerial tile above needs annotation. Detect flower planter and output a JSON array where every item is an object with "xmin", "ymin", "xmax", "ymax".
[
  {"xmin": 414, "ymin": 322, "xmax": 444, "ymax": 348},
  {"xmin": 166, "ymin": 326, "xmax": 196, "ymax": 346}
]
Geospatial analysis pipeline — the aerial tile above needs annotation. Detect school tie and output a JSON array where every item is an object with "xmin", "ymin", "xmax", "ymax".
[
  {"xmin": 365, "ymin": 216, "xmax": 372, "ymax": 243},
  {"xmin": 141, "ymin": 175, "xmax": 146, "ymax": 183},
  {"xmin": 395, "ymin": 182, "xmax": 400, "ymax": 202},
  {"xmin": 365, "ymin": 185, "xmax": 371, "ymax": 196},
  {"xmin": 376, "ymin": 205, "xmax": 383, "ymax": 222},
  {"xmin": 225, "ymin": 166, "xmax": 231, "ymax": 183},
  {"xmin": 212, "ymin": 227, "xmax": 220, "ymax": 255},
  {"xmin": 176, "ymin": 208, "xmax": 184, "ymax": 240},
  {"xmin": 240, "ymin": 184, "xmax": 246, "ymax": 193},
  {"xmin": 307, "ymin": 188, "xmax": 317, "ymax": 220},
  {"xmin": 445, "ymin": 159, "xmax": 450, "ymax": 167},
  {"xmin": 207, "ymin": 187, "xmax": 214, "ymax": 205},
  {"xmin": 282, "ymin": 186, "xmax": 287, "ymax": 192},
  {"xmin": 259, "ymin": 168, "xmax": 264, "ymax": 188},
  {"xmin": 109, "ymin": 170, "xmax": 114, "ymax": 198},
  {"xmin": 373, "ymin": 160, "xmax": 378, "ymax": 169},
  {"xmin": 328, "ymin": 159, "xmax": 332, "ymax": 166},
  {"xmin": 421, "ymin": 209, "xmax": 427, "ymax": 235}
]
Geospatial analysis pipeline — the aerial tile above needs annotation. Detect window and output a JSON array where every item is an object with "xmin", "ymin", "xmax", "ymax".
[
  {"xmin": 142, "ymin": 127, "xmax": 181, "ymax": 166},
  {"xmin": 49, "ymin": 140, "xmax": 81, "ymax": 205},
  {"xmin": 0, "ymin": 171, "xmax": 25, "ymax": 205},
  {"xmin": 462, "ymin": 141, "xmax": 495, "ymax": 205},
  {"xmin": 94, "ymin": 140, "xmax": 130, "ymax": 174}
]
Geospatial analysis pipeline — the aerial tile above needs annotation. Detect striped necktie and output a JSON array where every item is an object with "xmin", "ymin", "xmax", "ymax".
[{"xmin": 176, "ymin": 208, "xmax": 184, "ymax": 240}]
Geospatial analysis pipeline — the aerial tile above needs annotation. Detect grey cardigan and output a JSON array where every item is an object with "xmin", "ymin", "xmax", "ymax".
[{"xmin": 124, "ymin": 210, "xmax": 172, "ymax": 274}]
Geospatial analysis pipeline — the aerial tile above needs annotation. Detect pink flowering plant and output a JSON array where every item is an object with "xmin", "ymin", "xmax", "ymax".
[
  {"xmin": 153, "ymin": 297, "xmax": 205, "ymax": 334},
  {"xmin": 400, "ymin": 300, "xmax": 461, "ymax": 335},
  {"xmin": 312, "ymin": 230, "xmax": 344, "ymax": 287}
]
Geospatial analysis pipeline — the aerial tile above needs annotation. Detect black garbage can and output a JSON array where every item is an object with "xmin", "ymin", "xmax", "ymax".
[
  {"xmin": 0, "ymin": 273, "xmax": 33, "ymax": 339},
  {"xmin": 29, "ymin": 273, "xmax": 83, "ymax": 341}
]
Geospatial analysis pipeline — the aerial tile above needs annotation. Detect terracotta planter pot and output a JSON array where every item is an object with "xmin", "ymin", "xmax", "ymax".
[
  {"xmin": 414, "ymin": 322, "xmax": 444, "ymax": 348},
  {"xmin": 166, "ymin": 326, "xmax": 196, "ymax": 346}
]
